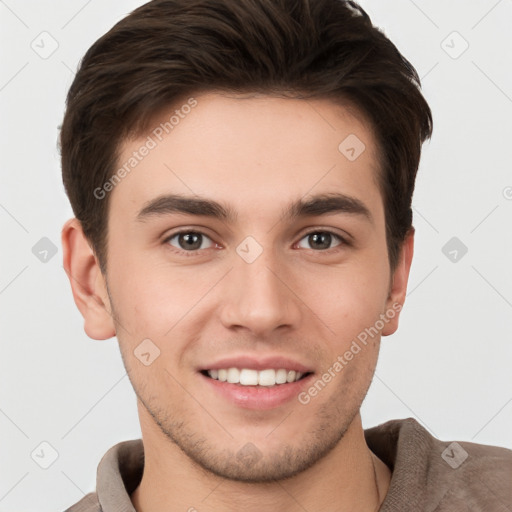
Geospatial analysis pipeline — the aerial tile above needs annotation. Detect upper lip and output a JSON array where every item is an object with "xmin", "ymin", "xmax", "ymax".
[{"xmin": 199, "ymin": 355, "xmax": 313, "ymax": 373}]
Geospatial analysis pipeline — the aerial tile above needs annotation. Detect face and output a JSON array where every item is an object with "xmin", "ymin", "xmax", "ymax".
[{"xmin": 97, "ymin": 93, "xmax": 407, "ymax": 482}]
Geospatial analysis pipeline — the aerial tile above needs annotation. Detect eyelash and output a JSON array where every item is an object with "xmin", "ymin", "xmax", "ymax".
[{"xmin": 162, "ymin": 228, "xmax": 350, "ymax": 257}]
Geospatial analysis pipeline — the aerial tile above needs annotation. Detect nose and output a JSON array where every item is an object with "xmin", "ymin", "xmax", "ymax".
[{"xmin": 219, "ymin": 247, "xmax": 301, "ymax": 337}]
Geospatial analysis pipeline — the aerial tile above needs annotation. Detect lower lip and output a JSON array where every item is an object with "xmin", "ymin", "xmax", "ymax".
[{"xmin": 200, "ymin": 372, "xmax": 314, "ymax": 410}]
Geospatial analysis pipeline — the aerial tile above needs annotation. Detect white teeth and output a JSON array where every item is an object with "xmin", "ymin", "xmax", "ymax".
[
  {"xmin": 275, "ymin": 369, "xmax": 287, "ymax": 384},
  {"xmin": 239, "ymin": 369, "xmax": 258, "ymax": 385},
  {"xmin": 258, "ymin": 369, "xmax": 276, "ymax": 386},
  {"xmin": 286, "ymin": 370, "xmax": 296, "ymax": 383},
  {"xmin": 227, "ymin": 368, "xmax": 240, "ymax": 383},
  {"xmin": 206, "ymin": 368, "xmax": 307, "ymax": 386}
]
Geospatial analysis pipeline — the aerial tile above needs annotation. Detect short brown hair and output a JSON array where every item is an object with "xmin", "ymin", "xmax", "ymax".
[{"xmin": 60, "ymin": 0, "xmax": 432, "ymax": 274}]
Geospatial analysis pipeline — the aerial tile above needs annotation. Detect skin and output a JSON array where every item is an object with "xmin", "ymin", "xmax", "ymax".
[{"xmin": 62, "ymin": 92, "xmax": 414, "ymax": 511}]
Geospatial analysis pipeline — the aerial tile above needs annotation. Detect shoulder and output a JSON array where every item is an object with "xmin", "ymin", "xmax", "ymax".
[
  {"xmin": 366, "ymin": 417, "xmax": 512, "ymax": 510},
  {"xmin": 63, "ymin": 491, "xmax": 101, "ymax": 512},
  {"xmin": 62, "ymin": 438, "xmax": 143, "ymax": 512},
  {"xmin": 433, "ymin": 434, "xmax": 512, "ymax": 510}
]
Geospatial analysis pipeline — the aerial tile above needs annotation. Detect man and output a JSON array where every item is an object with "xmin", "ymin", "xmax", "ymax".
[{"xmin": 60, "ymin": 0, "xmax": 512, "ymax": 510}]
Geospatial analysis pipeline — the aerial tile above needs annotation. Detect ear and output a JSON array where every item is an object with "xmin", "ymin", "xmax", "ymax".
[
  {"xmin": 381, "ymin": 227, "xmax": 414, "ymax": 336},
  {"xmin": 61, "ymin": 218, "xmax": 116, "ymax": 340}
]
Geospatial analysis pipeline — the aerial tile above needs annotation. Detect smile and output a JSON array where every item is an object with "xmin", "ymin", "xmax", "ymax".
[{"xmin": 203, "ymin": 368, "xmax": 310, "ymax": 386}]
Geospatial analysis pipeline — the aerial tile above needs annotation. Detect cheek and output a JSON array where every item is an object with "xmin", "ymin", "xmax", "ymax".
[
  {"xmin": 301, "ymin": 259, "xmax": 390, "ymax": 341},
  {"xmin": 108, "ymin": 253, "xmax": 185, "ymax": 326},
  {"xmin": 108, "ymin": 256, "xmax": 223, "ymax": 361}
]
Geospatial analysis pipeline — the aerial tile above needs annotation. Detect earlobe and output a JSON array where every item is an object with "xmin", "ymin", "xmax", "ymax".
[
  {"xmin": 382, "ymin": 228, "xmax": 415, "ymax": 337},
  {"xmin": 61, "ymin": 218, "xmax": 116, "ymax": 340}
]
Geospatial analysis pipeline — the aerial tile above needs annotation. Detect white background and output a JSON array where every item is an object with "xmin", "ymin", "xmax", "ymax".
[{"xmin": 1, "ymin": 0, "xmax": 511, "ymax": 510}]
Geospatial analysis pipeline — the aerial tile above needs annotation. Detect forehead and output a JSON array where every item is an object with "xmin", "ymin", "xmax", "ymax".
[{"xmin": 111, "ymin": 92, "xmax": 383, "ymax": 223}]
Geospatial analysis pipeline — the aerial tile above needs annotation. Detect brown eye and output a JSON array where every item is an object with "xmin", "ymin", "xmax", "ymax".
[
  {"xmin": 297, "ymin": 231, "xmax": 343, "ymax": 251},
  {"xmin": 166, "ymin": 231, "xmax": 214, "ymax": 251}
]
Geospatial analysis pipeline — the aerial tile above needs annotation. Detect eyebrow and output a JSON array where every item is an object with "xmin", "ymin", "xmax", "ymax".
[{"xmin": 136, "ymin": 192, "xmax": 373, "ymax": 224}]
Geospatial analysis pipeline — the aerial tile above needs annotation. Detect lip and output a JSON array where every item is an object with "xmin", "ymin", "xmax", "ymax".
[
  {"xmin": 198, "ymin": 355, "xmax": 313, "ymax": 373},
  {"xmin": 200, "ymin": 371, "xmax": 315, "ymax": 410}
]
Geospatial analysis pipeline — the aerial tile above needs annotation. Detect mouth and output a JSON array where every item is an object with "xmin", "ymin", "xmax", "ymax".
[
  {"xmin": 200, "ymin": 368, "xmax": 313, "ymax": 387},
  {"xmin": 199, "ymin": 362, "xmax": 315, "ymax": 410}
]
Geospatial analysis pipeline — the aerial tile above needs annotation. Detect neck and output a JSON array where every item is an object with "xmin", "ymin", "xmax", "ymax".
[{"xmin": 131, "ymin": 409, "xmax": 391, "ymax": 512}]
